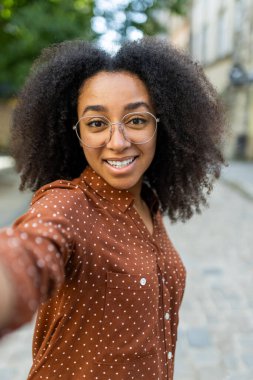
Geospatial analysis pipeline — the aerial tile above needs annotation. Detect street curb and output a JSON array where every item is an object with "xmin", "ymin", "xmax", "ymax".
[{"xmin": 220, "ymin": 178, "xmax": 253, "ymax": 202}]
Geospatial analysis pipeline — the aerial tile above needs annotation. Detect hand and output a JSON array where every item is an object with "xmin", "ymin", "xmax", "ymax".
[{"xmin": 0, "ymin": 263, "xmax": 15, "ymax": 328}]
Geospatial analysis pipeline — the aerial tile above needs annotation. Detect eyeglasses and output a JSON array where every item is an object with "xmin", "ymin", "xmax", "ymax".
[{"xmin": 73, "ymin": 111, "xmax": 159, "ymax": 148}]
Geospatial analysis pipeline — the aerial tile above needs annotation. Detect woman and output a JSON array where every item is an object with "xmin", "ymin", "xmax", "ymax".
[{"xmin": 0, "ymin": 37, "xmax": 226, "ymax": 379}]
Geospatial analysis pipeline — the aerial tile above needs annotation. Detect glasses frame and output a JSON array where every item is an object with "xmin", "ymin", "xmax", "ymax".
[{"xmin": 73, "ymin": 111, "xmax": 159, "ymax": 148}]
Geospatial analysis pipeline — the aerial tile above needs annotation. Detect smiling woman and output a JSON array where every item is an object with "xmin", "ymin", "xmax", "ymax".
[
  {"xmin": 0, "ymin": 37, "xmax": 226, "ymax": 380},
  {"xmin": 77, "ymin": 71, "xmax": 157, "ymax": 194}
]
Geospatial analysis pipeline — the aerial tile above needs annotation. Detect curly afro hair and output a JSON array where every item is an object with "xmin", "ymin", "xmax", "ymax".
[{"xmin": 11, "ymin": 37, "xmax": 227, "ymax": 222}]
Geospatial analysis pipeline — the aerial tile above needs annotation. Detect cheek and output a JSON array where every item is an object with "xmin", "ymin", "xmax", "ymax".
[{"xmin": 82, "ymin": 148, "xmax": 97, "ymax": 165}]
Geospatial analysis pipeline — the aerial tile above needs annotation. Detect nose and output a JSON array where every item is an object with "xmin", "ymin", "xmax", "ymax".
[{"xmin": 106, "ymin": 123, "xmax": 131, "ymax": 150}]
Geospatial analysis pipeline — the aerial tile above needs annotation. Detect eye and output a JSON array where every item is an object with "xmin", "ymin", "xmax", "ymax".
[
  {"xmin": 88, "ymin": 120, "xmax": 105, "ymax": 128},
  {"xmin": 85, "ymin": 118, "xmax": 108, "ymax": 128},
  {"xmin": 128, "ymin": 117, "xmax": 146, "ymax": 125}
]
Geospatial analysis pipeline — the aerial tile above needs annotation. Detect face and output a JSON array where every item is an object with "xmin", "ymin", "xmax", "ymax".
[{"xmin": 77, "ymin": 71, "xmax": 157, "ymax": 196}]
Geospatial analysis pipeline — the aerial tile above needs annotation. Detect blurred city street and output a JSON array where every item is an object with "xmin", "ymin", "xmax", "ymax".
[{"xmin": 0, "ymin": 160, "xmax": 252, "ymax": 380}]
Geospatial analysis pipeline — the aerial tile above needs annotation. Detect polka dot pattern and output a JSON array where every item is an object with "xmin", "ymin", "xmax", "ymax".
[{"xmin": 0, "ymin": 166, "xmax": 186, "ymax": 379}]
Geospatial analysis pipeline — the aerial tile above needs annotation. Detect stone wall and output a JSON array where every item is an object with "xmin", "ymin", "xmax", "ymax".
[{"xmin": 0, "ymin": 99, "xmax": 16, "ymax": 153}]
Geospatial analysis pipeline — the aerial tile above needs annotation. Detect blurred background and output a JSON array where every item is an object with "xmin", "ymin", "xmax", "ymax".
[{"xmin": 0, "ymin": 0, "xmax": 253, "ymax": 379}]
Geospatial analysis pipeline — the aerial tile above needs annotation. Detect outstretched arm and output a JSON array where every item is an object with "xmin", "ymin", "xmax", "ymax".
[{"xmin": 0, "ymin": 183, "xmax": 78, "ymax": 336}]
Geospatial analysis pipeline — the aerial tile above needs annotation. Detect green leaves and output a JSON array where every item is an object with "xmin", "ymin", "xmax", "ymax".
[
  {"xmin": 0, "ymin": 0, "xmax": 95, "ymax": 97},
  {"xmin": 0, "ymin": 0, "xmax": 189, "ymax": 97}
]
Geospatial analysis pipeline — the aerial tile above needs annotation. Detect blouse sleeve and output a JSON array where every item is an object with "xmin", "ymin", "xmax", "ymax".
[{"xmin": 0, "ymin": 183, "xmax": 77, "ymax": 336}]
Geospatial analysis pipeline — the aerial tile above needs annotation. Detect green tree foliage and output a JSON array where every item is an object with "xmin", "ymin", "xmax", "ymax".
[
  {"xmin": 0, "ymin": 0, "xmax": 95, "ymax": 97},
  {"xmin": 0, "ymin": 0, "xmax": 189, "ymax": 97}
]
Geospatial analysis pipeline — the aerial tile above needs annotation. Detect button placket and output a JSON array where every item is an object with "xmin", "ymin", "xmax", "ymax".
[{"xmin": 160, "ymin": 277, "xmax": 174, "ymax": 378}]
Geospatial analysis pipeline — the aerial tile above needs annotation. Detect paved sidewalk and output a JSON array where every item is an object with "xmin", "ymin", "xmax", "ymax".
[
  {"xmin": 0, "ymin": 167, "xmax": 31, "ymax": 228},
  {"xmin": 170, "ymin": 179, "xmax": 253, "ymax": 380}
]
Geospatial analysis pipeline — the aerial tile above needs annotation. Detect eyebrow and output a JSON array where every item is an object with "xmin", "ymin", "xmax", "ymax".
[
  {"xmin": 125, "ymin": 102, "xmax": 151, "ymax": 112},
  {"xmin": 82, "ymin": 101, "xmax": 151, "ymax": 115}
]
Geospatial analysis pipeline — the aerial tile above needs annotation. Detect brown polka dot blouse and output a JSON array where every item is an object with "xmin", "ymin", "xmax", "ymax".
[{"xmin": 0, "ymin": 166, "xmax": 186, "ymax": 379}]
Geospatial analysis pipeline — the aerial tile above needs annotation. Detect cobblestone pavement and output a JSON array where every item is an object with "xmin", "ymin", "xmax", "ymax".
[
  {"xmin": 0, "ymin": 163, "xmax": 252, "ymax": 380},
  {"xmin": 170, "ymin": 179, "xmax": 253, "ymax": 380}
]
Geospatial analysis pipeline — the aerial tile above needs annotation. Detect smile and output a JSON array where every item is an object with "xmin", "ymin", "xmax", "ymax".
[{"xmin": 106, "ymin": 157, "xmax": 136, "ymax": 169}]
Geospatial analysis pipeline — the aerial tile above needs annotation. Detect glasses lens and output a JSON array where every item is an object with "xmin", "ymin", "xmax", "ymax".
[
  {"xmin": 75, "ymin": 116, "xmax": 111, "ymax": 148},
  {"xmin": 122, "ymin": 112, "xmax": 157, "ymax": 144},
  {"xmin": 74, "ymin": 112, "xmax": 157, "ymax": 147}
]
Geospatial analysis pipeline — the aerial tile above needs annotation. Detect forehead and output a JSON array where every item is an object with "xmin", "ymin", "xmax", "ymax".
[{"xmin": 78, "ymin": 71, "xmax": 152, "ymax": 110}]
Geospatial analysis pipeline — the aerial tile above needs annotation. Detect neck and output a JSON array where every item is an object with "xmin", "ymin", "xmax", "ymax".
[
  {"xmin": 128, "ymin": 181, "xmax": 148, "ymax": 214},
  {"xmin": 127, "ymin": 179, "xmax": 143, "ymax": 205}
]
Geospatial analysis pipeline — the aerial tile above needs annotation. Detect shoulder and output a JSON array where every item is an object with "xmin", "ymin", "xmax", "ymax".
[{"xmin": 30, "ymin": 176, "xmax": 90, "ymax": 212}]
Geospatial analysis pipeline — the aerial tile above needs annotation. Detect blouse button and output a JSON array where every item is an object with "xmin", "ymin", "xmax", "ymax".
[
  {"xmin": 140, "ymin": 277, "xmax": 147, "ymax": 286},
  {"xmin": 165, "ymin": 312, "xmax": 170, "ymax": 320},
  {"xmin": 167, "ymin": 351, "xmax": 173, "ymax": 360}
]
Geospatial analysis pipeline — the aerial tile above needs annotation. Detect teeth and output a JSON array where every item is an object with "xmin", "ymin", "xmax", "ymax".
[{"xmin": 107, "ymin": 157, "xmax": 135, "ymax": 168}]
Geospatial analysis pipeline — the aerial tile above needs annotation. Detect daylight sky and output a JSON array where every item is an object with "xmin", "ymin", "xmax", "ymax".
[{"xmin": 93, "ymin": 0, "xmax": 145, "ymax": 52}]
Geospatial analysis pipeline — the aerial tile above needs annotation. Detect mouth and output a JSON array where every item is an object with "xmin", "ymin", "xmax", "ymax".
[{"xmin": 104, "ymin": 156, "xmax": 137, "ymax": 169}]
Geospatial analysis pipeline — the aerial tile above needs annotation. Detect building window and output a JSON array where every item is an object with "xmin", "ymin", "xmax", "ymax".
[{"xmin": 217, "ymin": 9, "xmax": 229, "ymax": 58}]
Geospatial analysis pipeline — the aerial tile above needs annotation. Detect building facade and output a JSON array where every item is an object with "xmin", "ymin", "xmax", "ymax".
[
  {"xmin": 168, "ymin": 0, "xmax": 253, "ymax": 159},
  {"xmin": 0, "ymin": 100, "xmax": 15, "ymax": 153}
]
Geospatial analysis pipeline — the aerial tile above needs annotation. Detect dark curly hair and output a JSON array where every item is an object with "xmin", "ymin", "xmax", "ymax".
[{"xmin": 11, "ymin": 37, "xmax": 227, "ymax": 222}]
